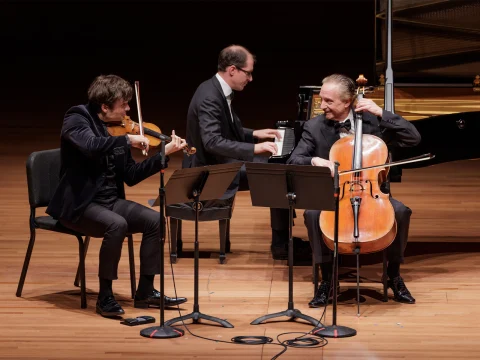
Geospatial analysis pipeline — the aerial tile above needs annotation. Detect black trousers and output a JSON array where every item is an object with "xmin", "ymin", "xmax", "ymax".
[
  {"xmin": 304, "ymin": 197, "xmax": 411, "ymax": 264},
  {"xmin": 237, "ymin": 163, "xmax": 289, "ymax": 247},
  {"xmin": 60, "ymin": 199, "xmax": 160, "ymax": 280}
]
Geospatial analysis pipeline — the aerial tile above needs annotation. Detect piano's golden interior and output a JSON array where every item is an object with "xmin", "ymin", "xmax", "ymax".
[{"xmin": 309, "ymin": 86, "xmax": 480, "ymax": 121}]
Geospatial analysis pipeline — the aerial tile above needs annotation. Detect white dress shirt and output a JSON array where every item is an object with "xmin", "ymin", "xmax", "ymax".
[{"xmin": 215, "ymin": 73, "xmax": 234, "ymax": 121}]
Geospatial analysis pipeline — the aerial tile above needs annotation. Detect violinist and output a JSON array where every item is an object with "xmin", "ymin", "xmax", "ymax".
[
  {"xmin": 287, "ymin": 74, "xmax": 421, "ymax": 307},
  {"xmin": 46, "ymin": 74, "xmax": 188, "ymax": 317}
]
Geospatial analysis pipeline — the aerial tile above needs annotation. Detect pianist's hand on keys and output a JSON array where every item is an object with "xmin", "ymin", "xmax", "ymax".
[
  {"xmin": 253, "ymin": 128, "xmax": 282, "ymax": 155},
  {"xmin": 252, "ymin": 128, "xmax": 282, "ymax": 141},
  {"xmin": 274, "ymin": 129, "xmax": 285, "ymax": 156},
  {"xmin": 254, "ymin": 142, "xmax": 278, "ymax": 155}
]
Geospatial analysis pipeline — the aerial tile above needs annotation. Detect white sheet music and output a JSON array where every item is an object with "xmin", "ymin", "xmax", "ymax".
[{"xmin": 274, "ymin": 129, "xmax": 285, "ymax": 156}]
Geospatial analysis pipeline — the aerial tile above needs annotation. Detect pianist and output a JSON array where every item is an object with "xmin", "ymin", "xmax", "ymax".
[
  {"xmin": 287, "ymin": 73, "xmax": 421, "ymax": 307},
  {"xmin": 184, "ymin": 44, "xmax": 293, "ymax": 259}
]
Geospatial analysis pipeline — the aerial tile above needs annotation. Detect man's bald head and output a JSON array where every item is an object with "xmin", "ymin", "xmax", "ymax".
[{"xmin": 218, "ymin": 45, "xmax": 256, "ymax": 72}]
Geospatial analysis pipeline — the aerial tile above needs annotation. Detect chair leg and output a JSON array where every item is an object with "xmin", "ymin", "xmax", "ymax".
[
  {"xmin": 16, "ymin": 226, "xmax": 36, "ymax": 297},
  {"xmin": 219, "ymin": 219, "xmax": 228, "ymax": 264},
  {"xmin": 225, "ymin": 219, "xmax": 231, "ymax": 253},
  {"xmin": 74, "ymin": 236, "xmax": 91, "ymax": 287},
  {"xmin": 382, "ymin": 249, "xmax": 388, "ymax": 302},
  {"xmin": 76, "ymin": 236, "xmax": 87, "ymax": 309},
  {"xmin": 170, "ymin": 218, "xmax": 179, "ymax": 264},
  {"xmin": 127, "ymin": 235, "xmax": 136, "ymax": 299}
]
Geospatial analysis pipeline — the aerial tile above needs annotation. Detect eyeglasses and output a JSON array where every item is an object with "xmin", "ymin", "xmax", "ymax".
[{"xmin": 232, "ymin": 65, "xmax": 253, "ymax": 78}]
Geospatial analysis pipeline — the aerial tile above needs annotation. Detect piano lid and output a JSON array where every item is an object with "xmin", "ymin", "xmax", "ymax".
[{"xmin": 375, "ymin": 0, "xmax": 480, "ymax": 83}]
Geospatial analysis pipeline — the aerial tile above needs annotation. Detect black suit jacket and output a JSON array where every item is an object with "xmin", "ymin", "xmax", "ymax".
[
  {"xmin": 287, "ymin": 110, "xmax": 421, "ymax": 166},
  {"xmin": 184, "ymin": 75, "xmax": 257, "ymax": 196},
  {"xmin": 185, "ymin": 75, "xmax": 256, "ymax": 168},
  {"xmin": 46, "ymin": 104, "xmax": 167, "ymax": 222}
]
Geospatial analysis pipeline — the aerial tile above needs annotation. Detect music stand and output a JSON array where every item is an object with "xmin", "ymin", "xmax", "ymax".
[
  {"xmin": 160, "ymin": 162, "xmax": 243, "ymax": 329},
  {"xmin": 246, "ymin": 162, "xmax": 334, "ymax": 328},
  {"xmin": 314, "ymin": 162, "xmax": 356, "ymax": 338},
  {"xmin": 139, "ymin": 142, "xmax": 184, "ymax": 339}
]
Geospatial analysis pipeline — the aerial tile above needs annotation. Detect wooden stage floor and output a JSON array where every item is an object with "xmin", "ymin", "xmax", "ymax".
[{"xmin": 1, "ymin": 132, "xmax": 480, "ymax": 359}]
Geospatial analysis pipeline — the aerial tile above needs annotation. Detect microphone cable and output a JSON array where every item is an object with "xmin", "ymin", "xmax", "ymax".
[{"xmin": 164, "ymin": 213, "xmax": 329, "ymax": 359}]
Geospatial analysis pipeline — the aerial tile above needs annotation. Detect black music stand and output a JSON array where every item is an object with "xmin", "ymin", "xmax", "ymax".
[
  {"xmin": 140, "ymin": 142, "xmax": 184, "ymax": 339},
  {"xmin": 313, "ymin": 162, "xmax": 356, "ymax": 338},
  {"xmin": 246, "ymin": 162, "xmax": 333, "ymax": 328},
  {"xmin": 161, "ymin": 162, "xmax": 243, "ymax": 329}
]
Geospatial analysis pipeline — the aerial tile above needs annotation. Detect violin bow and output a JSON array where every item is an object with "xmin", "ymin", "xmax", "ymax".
[{"xmin": 134, "ymin": 81, "xmax": 148, "ymax": 156}]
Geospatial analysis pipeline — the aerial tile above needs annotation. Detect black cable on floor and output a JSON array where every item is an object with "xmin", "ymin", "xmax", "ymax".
[{"xmin": 164, "ymin": 214, "xmax": 329, "ymax": 359}]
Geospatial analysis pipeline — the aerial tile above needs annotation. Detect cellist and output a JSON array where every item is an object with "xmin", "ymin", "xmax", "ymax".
[{"xmin": 287, "ymin": 73, "xmax": 420, "ymax": 307}]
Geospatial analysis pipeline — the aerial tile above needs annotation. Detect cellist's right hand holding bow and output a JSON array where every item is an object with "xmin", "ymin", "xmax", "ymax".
[{"xmin": 312, "ymin": 157, "xmax": 335, "ymax": 177}]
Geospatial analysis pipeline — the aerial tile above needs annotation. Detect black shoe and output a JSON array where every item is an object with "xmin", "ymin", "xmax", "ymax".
[
  {"xmin": 271, "ymin": 237, "xmax": 309, "ymax": 260},
  {"xmin": 388, "ymin": 276, "xmax": 415, "ymax": 304},
  {"xmin": 293, "ymin": 237, "xmax": 312, "ymax": 259},
  {"xmin": 271, "ymin": 245, "xmax": 288, "ymax": 260},
  {"xmin": 134, "ymin": 289, "xmax": 187, "ymax": 308},
  {"xmin": 309, "ymin": 280, "xmax": 331, "ymax": 308},
  {"xmin": 96, "ymin": 295, "xmax": 125, "ymax": 317},
  {"xmin": 309, "ymin": 280, "xmax": 341, "ymax": 308}
]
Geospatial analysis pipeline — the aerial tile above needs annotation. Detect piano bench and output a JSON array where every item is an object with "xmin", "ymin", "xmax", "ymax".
[{"xmin": 166, "ymin": 196, "xmax": 235, "ymax": 264}]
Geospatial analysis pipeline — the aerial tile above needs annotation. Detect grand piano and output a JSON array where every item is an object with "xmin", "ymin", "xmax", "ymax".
[
  {"xmin": 278, "ymin": 0, "xmax": 480, "ymax": 243},
  {"xmin": 295, "ymin": 0, "xmax": 480, "ymax": 177}
]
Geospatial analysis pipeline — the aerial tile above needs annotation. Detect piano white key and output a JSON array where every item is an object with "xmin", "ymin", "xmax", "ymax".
[{"xmin": 274, "ymin": 129, "xmax": 285, "ymax": 156}]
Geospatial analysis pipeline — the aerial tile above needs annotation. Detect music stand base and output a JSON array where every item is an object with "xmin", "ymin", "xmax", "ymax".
[
  {"xmin": 250, "ymin": 309, "xmax": 322, "ymax": 327},
  {"xmin": 313, "ymin": 325, "xmax": 357, "ymax": 338},
  {"xmin": 140, "ymin": 325, "xmax": 184, "ymax": 339},
  {"xmin": 165, "ymin": 311, "xmax": 234, "ymax": 328}
]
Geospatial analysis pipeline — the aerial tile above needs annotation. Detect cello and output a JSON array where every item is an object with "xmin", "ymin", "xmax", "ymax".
[
  {"xmin": 318, "ymin": 74, "xmax": 433, "ymax": 314},
  {"xmin": 319, "ymin": 75, "xmax": 396, "ymax": 256}
]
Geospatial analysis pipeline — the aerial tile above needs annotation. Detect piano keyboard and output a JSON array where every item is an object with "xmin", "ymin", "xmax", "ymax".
[{"xmin": 272, "ymin": 127, "xmax": 295, "ymax": 157}]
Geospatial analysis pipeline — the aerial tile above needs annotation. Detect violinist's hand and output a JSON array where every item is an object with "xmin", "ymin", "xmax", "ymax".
[
  {"xmin": 355, "ymin": 98, "xmax": 383, "ymax": 117},
  {"xmin": 128, "ymin": 134, "xmax": 150, "ymax": 153},
  {"xmin": 253, "ymin": 128, "xmax": 282, "ymax": 140},
  {"xmin": 254, "ymin": 141, "xmax": 278, "ymax": 155},
  {"xmin": 312, "ymin": 157, "xmax": 335, "ymax": 177},
  {"xmin": 165, "ymin": 130, "xmax": 187, "ymax": 155}
]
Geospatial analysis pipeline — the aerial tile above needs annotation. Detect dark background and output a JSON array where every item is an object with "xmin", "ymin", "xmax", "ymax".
[{"xmin": 2, "ymin": 0, "xmax": 376, "ymax": 137}]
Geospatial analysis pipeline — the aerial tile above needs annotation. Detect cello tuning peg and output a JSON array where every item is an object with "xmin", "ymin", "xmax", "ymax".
[{"xmin": 356, "ymin": 74, "xmax": 368, "ymax": 86}]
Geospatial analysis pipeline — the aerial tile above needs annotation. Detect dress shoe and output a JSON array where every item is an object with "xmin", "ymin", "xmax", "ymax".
[
  {"xmin": 309, "ymin": 280, "xmax": 330, "ymax": 308},
  {"xmin": 309, "ymin": 280, "xmax": 341, "ymax": 308},
  {"xmin": 388, "ymin": 276, "xmax": 415, "ymax": 304},
  {"xmin": 134, "ymin": 289, "xmax": 187, "ymax": 308},
  {"xmin": 96, "ymin": 295, "xmax": 125, "ymax": 317},
  {"xmin": 271, "ymin": 237, "xmax": 310, "ymax": 261},
  {"xmin": 271, "ymin": 245, "xmax": 288, "ymax": 260},
  {"xmin": 293, "ymin": 237, "xmax": 312, "ymax": 260}
]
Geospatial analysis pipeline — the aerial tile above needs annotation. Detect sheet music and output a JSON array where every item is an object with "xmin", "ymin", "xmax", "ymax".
[{"xmin": 274, "ymin": 129, "xmax": 285, "ymax": 156}]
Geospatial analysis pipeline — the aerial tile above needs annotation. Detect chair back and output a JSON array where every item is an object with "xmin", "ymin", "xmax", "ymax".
[{"xmin": 26, "ymin": 148, "xmax": 61, "ymax": 208}]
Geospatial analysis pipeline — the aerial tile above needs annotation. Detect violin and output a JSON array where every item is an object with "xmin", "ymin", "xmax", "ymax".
[
  {"xmin": 106, "ymin": 115, "xmax": 196, "ymax": 156},
  {"xmin": 106, "ymin": 80, "xmax": 195, "ymax": 157},
  {"xmin": 319, "ymin": 75, "xmax": 396, "ymax": 255}
]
